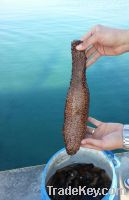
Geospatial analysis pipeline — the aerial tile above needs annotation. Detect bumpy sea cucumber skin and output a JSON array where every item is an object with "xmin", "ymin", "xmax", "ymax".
[{"xmin": 63, "ymin": 40, "xmax": 90, "ymax": 155}]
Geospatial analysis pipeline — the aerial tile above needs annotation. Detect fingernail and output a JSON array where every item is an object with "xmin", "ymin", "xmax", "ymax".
[{"xmin": 76, "ymin": 44, "xmax": 82, "ymax": 50}]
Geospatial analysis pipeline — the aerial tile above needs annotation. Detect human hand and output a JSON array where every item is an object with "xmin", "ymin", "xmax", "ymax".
[
  {"xmin": 81, "ymin": 117, "xmax": 123, "ymax": 150},
  {"xmin": 76, "ymin": 25, "xmax": 129, "ymax": 67}
]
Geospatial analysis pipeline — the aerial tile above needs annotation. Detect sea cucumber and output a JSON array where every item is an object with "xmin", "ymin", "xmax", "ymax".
[{"xmin": 63, "ymin": 40, "xmax": 90, "ymax": 155}]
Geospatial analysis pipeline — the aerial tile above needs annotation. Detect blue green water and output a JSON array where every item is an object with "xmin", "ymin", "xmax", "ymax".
[{"xmin": 0, "ymin": 0, "xmax": 129, "ymax": 170}]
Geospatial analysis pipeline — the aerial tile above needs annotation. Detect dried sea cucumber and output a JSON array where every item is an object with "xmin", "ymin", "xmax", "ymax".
[{"xmin": 63, "ymin": 40, "xmax": 90, "ymax": 155}]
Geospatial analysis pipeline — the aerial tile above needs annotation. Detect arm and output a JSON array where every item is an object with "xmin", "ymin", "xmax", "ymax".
[{"xmin": 76, "ymin": 25, "xmax": 129, "ymax": 67}]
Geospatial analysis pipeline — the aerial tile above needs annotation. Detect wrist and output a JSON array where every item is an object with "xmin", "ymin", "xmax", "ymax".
[
  {"xmin": 123, "ymin": 30, "xmax": 129, "ymax": 52},
  {"xmin": 122, "ymin": 125, "xmax": 129, "ymax": 150}
]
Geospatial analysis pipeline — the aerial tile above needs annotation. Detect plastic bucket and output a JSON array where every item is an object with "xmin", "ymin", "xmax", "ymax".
[{"xmin": 41, "ymin": 147, "xmax": 120, "ymax": 200}]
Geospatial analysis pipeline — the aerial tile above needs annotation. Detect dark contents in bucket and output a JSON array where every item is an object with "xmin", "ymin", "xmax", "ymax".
[{"xmin": 46, "ymin": 163, "xmax": 111, "ymax": 200}]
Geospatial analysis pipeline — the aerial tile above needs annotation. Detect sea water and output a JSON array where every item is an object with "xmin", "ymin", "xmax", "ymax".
[{"xmin": 0, "ymin": 0, "xmax": 129, "ymax": 170}]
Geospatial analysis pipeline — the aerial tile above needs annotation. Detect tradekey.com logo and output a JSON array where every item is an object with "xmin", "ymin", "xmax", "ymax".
[{"xmin": 47, "ymin": 186, "xmax": 126, "ymax": 197}]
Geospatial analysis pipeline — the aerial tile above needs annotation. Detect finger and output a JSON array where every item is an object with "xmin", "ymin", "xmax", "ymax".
[
  {"xmin": 86, "ymin": 46, "xmax": 96, "ymax": 59},
  {"xmin": 80, "ymin": 31, "xmax": 92, "ymax": 41},
  {"xmin": 88, "ymin": 117, "xmax": 102, "ymax": 127},
  {"xmin": 81, "ymin": 144, "xmax": 101, "ymax": 151},
  {"xmin": 81, "ymin": 138, "xmax": 103, "ymax": 149},
  {"xmin": 76, "ymin": 34, "xmax": 98, "ymax": 51},
  {"xmin": 81, "ymin": 26, "xmax": 96, "ymax": 41},
  {"xmin": 85, "ymin": 126, "xmax": 97, "ymax": 139},
  {"xmin": 84, "ymin": 133, "xmax": 93, "ymax": 139},
  {"xmin": 86, "ymin": 52, "xmax": 100, "ymax": 67},
  {"xmin": 86, "ymin": 126, "xmax": 96, "ymax": 135}
]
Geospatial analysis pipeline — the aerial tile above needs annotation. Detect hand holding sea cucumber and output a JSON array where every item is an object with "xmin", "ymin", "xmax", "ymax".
[{"xmin": 76, "ymin": 25, "xmax": 129, "ymax": 67}]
